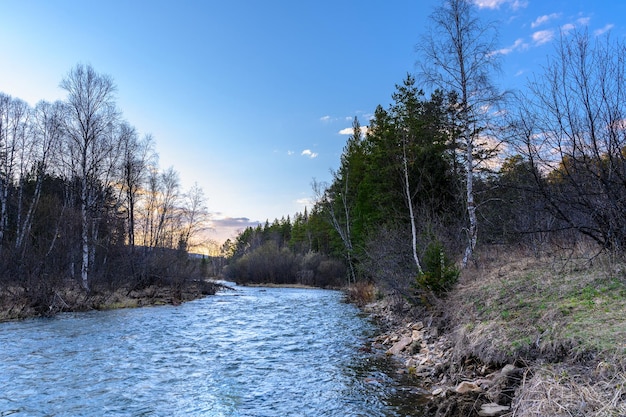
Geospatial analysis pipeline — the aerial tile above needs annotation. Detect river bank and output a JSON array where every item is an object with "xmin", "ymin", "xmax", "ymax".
[
  {"xmin": 362, "ymin": 245, "xmax": 626, "ymax": 416},
  {"xmin": 0, "ymin": 279, "xmax": 222, "ymax": 322}
]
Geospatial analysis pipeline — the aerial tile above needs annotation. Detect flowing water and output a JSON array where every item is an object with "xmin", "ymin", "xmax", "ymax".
[{"xmin": 0, "ymin": 286, "xmax": 426, "ymax": 416}]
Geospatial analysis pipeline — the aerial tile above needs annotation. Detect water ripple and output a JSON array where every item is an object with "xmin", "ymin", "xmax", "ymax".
[{"xmin": 0, "ymin": 286, "xmax": 425, "ymax": 416}]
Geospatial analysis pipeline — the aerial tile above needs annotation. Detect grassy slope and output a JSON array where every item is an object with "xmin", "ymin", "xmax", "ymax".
[{"xmin": 442, "ymin": 245, "xmax": 626, "ymax": 415}]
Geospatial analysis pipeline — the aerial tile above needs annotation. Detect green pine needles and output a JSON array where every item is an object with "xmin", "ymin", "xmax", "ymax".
[{"xmin": 415, "ymin": 240, "xmax": 459, "ymax": 296}]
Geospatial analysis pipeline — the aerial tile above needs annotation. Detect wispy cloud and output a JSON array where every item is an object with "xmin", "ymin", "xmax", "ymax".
[
  {"xmin": 493, "ymin": 38, "xmax": 526, "ymax": 55},
  {"xmin": 320, "ymin": 115, "xmax": 332, "ymax": 122},
  {"xmin": 594, "ymin": 23, "xmax": 614, "ymax": 36},
  {"xmin": 472, "ymin": 0, "xmax": 527, "ymax": 10},
  {"xmin": 301, "ymin": 149, "xmax": 318, "ymax": 158},
  {"xmin": 210, "ymin": 216, "xmax": 259, "ymax": 229},
  {"xmin": 532, "ymin": 29, "xmax": 555, "ymax": 45},
  {"xmin": 295, "ymin": 197, "xmax": 313, "ymax": 207},
  {"xmin": 560, "ymin": 16, "xmax": 591, "ymax": 35},
  {"xmin": 510, "ymin": 0, "xmax": 528, "ymax": 10},
  {"xmin": 561, "ymin": 23, "xmax": 575, "ymax": 34},
  {"xmin": 531, "ymin": 13, "xmax": 560, "ymax": 28},
  {"xmin": 338, "ymin": 126, "xmax": 368, "ymax": 136}
]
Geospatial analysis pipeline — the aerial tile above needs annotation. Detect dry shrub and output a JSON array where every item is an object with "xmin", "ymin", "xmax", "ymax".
[
  {"xmin": 511, "ymin": 363, "xmax": 626, "ymax": 417},
  {"xmin": 345, "ymin": 281, "xmax": 376, "ymax": 306}
]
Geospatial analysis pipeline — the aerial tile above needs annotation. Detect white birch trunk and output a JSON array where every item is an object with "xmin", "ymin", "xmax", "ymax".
[
  {"xmin": 403, "ymin": 140, "xmax": 423, "ymax": 274},
  {"xmin": 462, "ymin": 135, "xmax": 476, "ymax": 267},
  {"xmin": 80, "ymin": 175, "xmax": 90, "ymax": 291}
]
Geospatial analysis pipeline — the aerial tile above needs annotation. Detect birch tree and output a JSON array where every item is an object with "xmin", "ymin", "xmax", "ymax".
[
  {"xmin": 15, "ymin": 100, "xmax": 64, "ymax": 253},
  {"xmin": 418, "ymin": 0, "xmax": 503, "ymax": 266},
  {"xmin": 117, "ymin": 124, "xmax": 155, "ymax": 251},
  {"xmin": 311, "ymin": 118, "xmax": 362, "ymax": 284},
  {"xmin": 391, "ymin": 76, "xmax": 424, "ymax": 274},
  {"xmin": 0, "ymin": 94, "xmax": 30, "ymax": 250},
  {"xmin": 60, "ymin": 64, "xmax": 119, "ymax": 290},
  {"xmin": 179, "ymin": 182, "xmax": 210, "ymax": 252}
]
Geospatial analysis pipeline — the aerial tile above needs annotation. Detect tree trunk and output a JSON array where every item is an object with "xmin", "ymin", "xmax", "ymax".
[
  {"xmin": 463, "ymin": 136, "xmax": 476, "ymax": 267},
  {"xmin": 80, "ymin": 176, "xmax": 90, "ymax": 291},
  {"xmin": 403, "ymin": 139, "xmax": 423, "ymax": 274}
]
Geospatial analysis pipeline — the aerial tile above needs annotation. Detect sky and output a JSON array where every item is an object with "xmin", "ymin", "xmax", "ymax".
[{"xmin": 1, "ymin": 0, "xmax": 624, "ymax": 245}]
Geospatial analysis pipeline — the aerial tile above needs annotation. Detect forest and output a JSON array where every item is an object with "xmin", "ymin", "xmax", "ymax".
[
  {"xmin": 0, "ymin": 64, "xmax": 215, "ymax": 316},
  {"xmin": 225, "ymin": 14, "xmax": 626, "ymax": 302}
]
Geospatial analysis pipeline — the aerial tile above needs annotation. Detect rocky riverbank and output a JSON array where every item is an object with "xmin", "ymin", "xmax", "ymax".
[
  {"xmin": 364, "ymin": 297, "xmax": 523, "ymax": 416},
  {"xmin": 361, "ymin": 246, "xmax": 626, "ymax": 417}
]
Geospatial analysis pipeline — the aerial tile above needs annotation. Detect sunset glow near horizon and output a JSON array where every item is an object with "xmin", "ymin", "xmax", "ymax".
[{"xmin": 1, "ymin": 0, "xmax": 624, "ymax": 246}]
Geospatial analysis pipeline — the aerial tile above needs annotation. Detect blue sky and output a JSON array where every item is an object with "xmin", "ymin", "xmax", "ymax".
[{"xmin": 1, "ymin": 0, "xmax": 622, "ymax": 244}]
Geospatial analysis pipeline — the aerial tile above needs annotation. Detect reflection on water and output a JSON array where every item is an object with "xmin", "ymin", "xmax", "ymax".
[{"xmin": 0, "ymin": 286, "xmax": 426, "ymax": 416}]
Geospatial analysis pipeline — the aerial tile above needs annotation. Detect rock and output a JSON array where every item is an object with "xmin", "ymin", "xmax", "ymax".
[
  {"xmin": 431, "ymin": 387, "xmax": 444, "ymax": 396},
  {"xmin": 454, "ymin": 381, "xmax": 482, "ymax": 394},
  {"xmin": 386, "ymin": 336, "xmax": 413, "ymax": 355},
  {"xmin": 500, "ymin": 364, "xmax": 517, "ymax": 376},
  {"xmin": 412, "ymin": 321, "xmax": 424, "ymax": 331},
  {"xmin": 411, "ymin": 329, "xmax": 424, "ymax": 341},
  {"xmin": 474, "ymin": 377, "xmax": 495, "ymax": 389},
  {"xmin": 478, "ymin": 403, "xmax": 509, "ymax": 416}
]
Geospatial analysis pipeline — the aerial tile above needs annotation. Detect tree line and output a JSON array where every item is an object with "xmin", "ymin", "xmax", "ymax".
[
  {"xmin": 227, "ymin": 0, "xmax": 626, "ymax": 300},
  {"xmin": 0, "ymin": 64, "xmax": 211, "ymax": 311}
]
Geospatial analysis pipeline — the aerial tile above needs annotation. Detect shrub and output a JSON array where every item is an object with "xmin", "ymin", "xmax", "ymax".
[{"xmin": 415, "ymin": 239, "xmax": 459, "ymax": 296}]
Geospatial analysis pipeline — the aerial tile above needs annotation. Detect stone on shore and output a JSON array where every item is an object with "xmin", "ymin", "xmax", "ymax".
[
  {"xmin": 478, "ymin": 402, "xmax": 509, "ymax": 416},
  {"xmin": 386, "ymin": 336, "xmax": 413, "ymax": 355},
  {"xmin": 454, "ymin": 381, "xmax": 482, "ymax": 394}
]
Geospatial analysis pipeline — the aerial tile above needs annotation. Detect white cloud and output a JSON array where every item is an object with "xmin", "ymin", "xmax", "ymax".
[
  {"xmin": 594, "ymin": 23, "xmax": 614, "ymax": 36},
  {"xmin": 532, "ymin": 29, "xmax": 554, "ymax": 45},
  {"xmin": 493, "ymin": 38, "xmax": 526, "ymax": 55},
  {"xmin": 338, "ymin": 126, "xmax": 368, "ymax": 136},
  {"xmin": 287, "ymin": 150, "xmax": 294, "ymax": 156},
  {"xmin": 473, "ymin": 0, "xmax": 504, "ymax": 8},
  {"xmin": 531, "ymin": 13, "xmax": 560, "ymax": 28},
  {"xmin": 301, "ymin": 149, "xmax": 318, "ymax": 158},
  {"xmin": 295, "ymin": 197, "xmax": 313, "ymax": 207},
  {"xmin": 472, "ymin": 0, "xmax": 527, "ymax": 10},
  {"xmin": 320, "ymin": 115, "xmax": 331, "ymax": 122},
  {"xmin": 561, "ymin": 23, "xmax": 575, "ymax": 34},
  {"xmin": 509, "ymin": 0, "xmax": 528, "ymax": 10},
  {"xmin": 577, "ymin": 17, "xmax": 591, "ymax": 26}
]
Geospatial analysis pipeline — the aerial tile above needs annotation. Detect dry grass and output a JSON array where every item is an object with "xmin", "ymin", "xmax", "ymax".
[
  {"xmin": 511, "ymin": 363, "xmax": 626, "ymax": 416},
  {"xmin": 437, "ymin": 243, "xmax": 626, "ymax": 416},
  {"xmin": 345, "ymin": 281, "xmax": 377, "ymax": 306},
  {"xmin": 445, "ymin": 244, "xmax": 626, "ymax": 364}
]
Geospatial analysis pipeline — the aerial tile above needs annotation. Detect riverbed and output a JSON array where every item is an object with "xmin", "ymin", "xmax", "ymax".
[{"xmin": 0, "ymin": 285, "xmax": 426, "ymax": 416}]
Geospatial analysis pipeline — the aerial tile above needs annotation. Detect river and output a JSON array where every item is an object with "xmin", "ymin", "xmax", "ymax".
[{"xmin": 0, "ymin": 286, "xmax": 427, "ymax": 416}]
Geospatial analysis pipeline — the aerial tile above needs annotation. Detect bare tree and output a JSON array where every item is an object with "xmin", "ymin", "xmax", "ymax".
[
  {"xmin": 418, "ymin": 0, "xmax": 504, "ymax": 266},
  {"xmin": 138, "ymin": 166, "xmax": 181, "ymax": 250},
  {"xmin": 60, "ymin": 64, "xmax": 119, "ymax": 290},
  {"xmin": 0, "ymin": 94, "xmax": 30, "ymax": 251},
  {"xmin": 311, "ymin": 118, "xmax": 363, "ymax": 284},
  {"xmin": 516, "ymin": 30, "xmax": 626, "ymax": 250},
  {"xmin": 15, "ymin": 100, "xmax": 64, "ymax": 253},
  {"xmin": 179, "ymin": 182, "xmax": 210, "ymax": 252},
  {"xmin": 117, "ymin": 124, "xmax": 155, "ymax": 251},
  {"xmin": 312, "ymin": 176, "xmax": 356, "ymax": 284}
]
